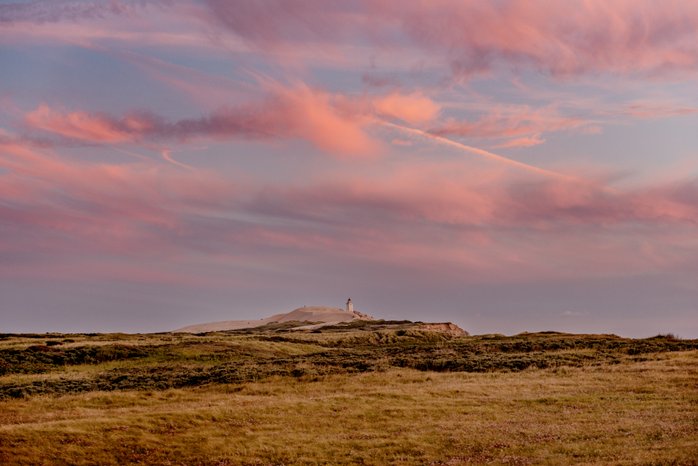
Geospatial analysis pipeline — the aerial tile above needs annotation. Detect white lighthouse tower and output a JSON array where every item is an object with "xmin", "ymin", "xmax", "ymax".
[{"xmin": 346, "ymin": 298, "xmax": 353, "ymax": 313}]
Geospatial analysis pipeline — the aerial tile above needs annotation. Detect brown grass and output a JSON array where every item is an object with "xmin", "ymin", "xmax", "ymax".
[{"xmin": 1, "ymin": 350, "xmax": 696, "ymax": 465}]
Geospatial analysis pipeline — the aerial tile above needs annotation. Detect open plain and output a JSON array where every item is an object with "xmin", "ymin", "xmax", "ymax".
[{"xmin": 1, "ymin": 321, "xmax": 697, "ymax": 465}]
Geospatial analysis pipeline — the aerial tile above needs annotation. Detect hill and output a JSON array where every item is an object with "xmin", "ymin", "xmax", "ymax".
[{"xmin": 174, "ymin": 305, "xmax": 375, "ymax": 333}]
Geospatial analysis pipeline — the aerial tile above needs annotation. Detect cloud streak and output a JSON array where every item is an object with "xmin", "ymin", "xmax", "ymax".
[
  {"xmin": 22, "ymin": 86, "xmax": 452, "ymax": 158},
  {"xmin": 203, "ymin": 0, "xmax": 698, "ymax": 80},
  {"xmin": 0, "ymin": 0, "xmax": 166, "ymax": 24},
  {"xmin": 3, "ymin": 149, "xmax": 697, "ymax": 287},
  {"xmin": 429, "ymin": 105, "xmax": 591, "ymax": 146},
  {"xmin": 382, "ymin": 121, "xmax": 569, "ymax": 179}
]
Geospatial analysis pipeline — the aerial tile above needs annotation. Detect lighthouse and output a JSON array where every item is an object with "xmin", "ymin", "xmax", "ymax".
[{"xmin": 346, "ymin": 298, "xmax": 353, "ymax": 313}]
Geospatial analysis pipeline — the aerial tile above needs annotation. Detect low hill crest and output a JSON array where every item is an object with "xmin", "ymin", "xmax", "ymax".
[{"xmin": 174, "ymin": 304, "xmax": 374, "ymax": 333}]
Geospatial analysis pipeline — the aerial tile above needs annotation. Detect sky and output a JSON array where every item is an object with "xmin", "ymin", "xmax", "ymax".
[{"xmin": 1, "ymin": 0, "xmax": 698, "ymax": 337}]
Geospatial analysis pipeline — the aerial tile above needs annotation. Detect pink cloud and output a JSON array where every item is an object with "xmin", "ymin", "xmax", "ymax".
[
  {"xmin": 0, "ymin": 138, "xmax": 234, "ymax": 257},
  {"xmin": 9, "ymin": 126, "xmax": 697, "ymax": 240},
  {"xmin": 0, "ymin": 1, "xmax": 156, "ymax": 24},
  {"xmin": 201, "ymin": 0, "xmax": 360, "ymax": 49},
  {"xmin": 6, "ymin": 1, "xmax": 698, "ymax": 85},
  {"xmin": 21, "ymin": 87, "xmax": 445, "ymax": 160},
  {"xmin": 429, "ymin": 105, "xmax": 590, "ymax": 145},
  {"xmin": 373, "ymin": 92, "xmax": 440, "ymax": 124},
  {"xmin": 239, "ymin": 164, "xmax": 698, "ymax": 280},
  {"xmin": 0, "ymin": 1, "xmax": 203, "ymax": 51},
  {"xmin": 493, "ymin": 134, "xmax": 545, "ymax": 149},
  {"xmin": 1, "ymin": 260, "xmax": 216, "ymax": 287},
  {"xmin": 4, "ymin": 134, "xmax": 698, "ymax": 285},
  {"xmin": 382, "ymin": 121, "xmax": 567, "ymax": 179},
  {"xmin": 112, "ymin": 49, "xmax": 253, "ymax": 111},
  {"xmin": 380, "ymin": 0, "xmax": 698, "ymax": 78},
  {"xmin": 271, "ymin": 83, "xmax": 379, "ymax": 157},
  {"xmin": 22, "ymin": 83, "xmax": 383, "ymax": 158},
  {"xmin": 23, "ymin": 104, "xmax": 268, "ymax": 144},
  {"xmin": 248, "ymin": 161, "xmax": 698, "ymax": 231},
  {"xmin": 203, "ymin": 0, "xmax": 698, "ymax": 79},
  {"xmin": 25, "ymin": 104, "xmax": 133, "ymax": 143},
  {"xmin": 390, "ymin": 138, "xmax": 413, "ymax": 147},
  {"xmin": 614, "ymin": 102, "xmax": 698, "ymax": 119}
]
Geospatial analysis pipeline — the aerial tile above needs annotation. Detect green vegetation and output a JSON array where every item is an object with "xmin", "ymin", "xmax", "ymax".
[{"xmin": 1, "ymin": 321, "xmax": 696, "ymax": 464}]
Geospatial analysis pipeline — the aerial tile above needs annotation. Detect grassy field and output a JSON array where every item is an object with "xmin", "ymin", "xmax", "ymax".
[{"xmin": 1, "ymin": 321, "xmax": 696, "ymax": 465}]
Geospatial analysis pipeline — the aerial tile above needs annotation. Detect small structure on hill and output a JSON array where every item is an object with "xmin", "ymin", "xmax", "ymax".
[{"xmin": 346, "ymin": 298, "xmax": 353, "ymax": 313}]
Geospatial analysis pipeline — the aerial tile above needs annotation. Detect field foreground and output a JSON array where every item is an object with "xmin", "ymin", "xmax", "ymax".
[{"xmin": 1, "ymin": 322, "xmax": 697, "ymax": 465}]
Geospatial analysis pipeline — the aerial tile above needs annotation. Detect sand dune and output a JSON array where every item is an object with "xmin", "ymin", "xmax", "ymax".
[{"xmin": 173, "ymin": 306, "xmax": 373, "ymax": 333}]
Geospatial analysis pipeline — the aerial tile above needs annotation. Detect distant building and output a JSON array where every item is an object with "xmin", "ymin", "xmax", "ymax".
[{"xmin": 346, "ymin": 298, "xmax": 353, "ymax": 313}]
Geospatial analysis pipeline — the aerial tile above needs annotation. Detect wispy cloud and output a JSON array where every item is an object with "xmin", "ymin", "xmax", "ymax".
[
  {"xmin": 0, "ymin": 0, "xmax": 162, "ymax": 24},
  {"xmin": 3, "ymin": 131, "xmax": 698, "ymax": 309},
  {"xmin": 22, "ymin": 85, "xmax": 451, "ymax": 158},
  {"xmin": 429, "ymin": 105, "xmax": 590, "ymax": 148},
  {"xmin": 22, "ymin": 88, "xmax": 377, "ymax": 157},
  {"xmin": 203, "ymin": 0, "xmax": 698, "ymax": 80},
  {"xmin": 382, "ymin": 121, "xmax": 569, "ymax": 179}
]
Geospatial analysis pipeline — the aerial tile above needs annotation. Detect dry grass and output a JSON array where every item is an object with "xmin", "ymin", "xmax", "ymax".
[{"xmin": 1, "ymin": 349, "xmax": 696, "ymax": 465}]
